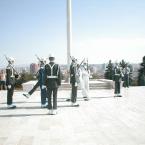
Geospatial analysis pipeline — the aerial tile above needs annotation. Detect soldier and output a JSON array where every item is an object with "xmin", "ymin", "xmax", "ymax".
[
  {"xmin": 123, "ymin": 65, "xmax": 130, "ymax": 88},
  {"xmin": 80, "ymin": 59, "xmax": 90, "ymax": 101},
  {"xmin": 70, "ymin": 57, "xmax": 79, "ymax": 106},
  {"xmin": 45, "ymin": 54, "xmax": 61, "ymax": 115},
  {"xmin": 113, "ymin": 63, "xmax": 123, "ymax": 97},
  {"xmin": 6, "ymin": 57, "xmax": 19, "ymax": 109},
  {"xmin": 23, "ymin": 58, "xmax": 48, "ymax": 108}
]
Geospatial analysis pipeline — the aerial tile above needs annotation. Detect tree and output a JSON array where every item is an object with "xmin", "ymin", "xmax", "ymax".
[
  {"xmin": 120, "ymin": 59, "xmax": 133, "ymax": 86},
  {"xmin": 119, "ymin": 59, "xmax": 127, "ymax": 69},
  {"xmin": 128, "ymin": 64, "xmax": 133, "ymax": 86},
  {"xmin": 138, "ymin": 56, "xmax": 145, "ymax": 86},
  {"xmin": 104, "ymin": 60, "xmax": 114, "ymax": 80}
]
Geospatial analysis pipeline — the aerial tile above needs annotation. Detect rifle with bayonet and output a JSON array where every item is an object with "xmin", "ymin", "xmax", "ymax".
[
  {"xmin": 35, "ymin": 54, "xmax": 41, "ymax": 62},
  {"xmin": 70, "ymin": 56, "xmax": 85, "ymax": 69}
]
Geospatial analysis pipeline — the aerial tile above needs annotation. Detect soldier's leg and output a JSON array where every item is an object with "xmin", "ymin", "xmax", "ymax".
[
  {"xmin": 117, "ymin": 82, "xmax": 122, "ymax": 97},
  {"xmin": 114, "ymin": 82, "xmax": 117, "ymax": 94},
  {"xmin": 118, "ymin": 82, "xmax": 120, "ymax": 94},
  {"xmin": 127, "ymin": 76, "xmax": 129, "ymax": 87},
  {"xmin": 52, "ymin": 88, "xmax": 58, "ymax": 110},
  {"xmin": 74, "ymin": 86, "xmax": 77, "ymax": 103},
  {"xmin": 7, "ymin": 85, "xmax": 14, "ymax": 105},
  {"xmin": 23, "ymin": 81, "xmax": 40, "ymax": 98},
  {"xmin": 7, "ymin": 87, "xmax": 12, "ymax": 105},
  {"xmin": 28, "ymin": 81, "xmax": 39, "ymax": 95},
  {"xmin": 40, "ymin": 88, "xmax": 47, "ymax": 105},
  {"xmin": 84, "ymin": 77, "xmax": 89, "ymax": 100},
  {"xmin": 7, "ymin": 85, "xmax": 16, "ymax": 108},
  {"xmin": 47, "ymin": 88, "xmax": 53, "ymax": 110},
  {"xmin": 71, "ymin": 84, "xmax": 76, "ymax": 103}
]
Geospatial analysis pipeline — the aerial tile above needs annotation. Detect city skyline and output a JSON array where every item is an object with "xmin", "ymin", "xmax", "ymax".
[{"xmin": 0, "ymin": 0, "xmax": 145, "ymax": 67}]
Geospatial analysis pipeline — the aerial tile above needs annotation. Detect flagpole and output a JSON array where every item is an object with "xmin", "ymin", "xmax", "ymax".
[{"xmin": 67, "ymin": 0, "xmax": 72, "ymax": 69}]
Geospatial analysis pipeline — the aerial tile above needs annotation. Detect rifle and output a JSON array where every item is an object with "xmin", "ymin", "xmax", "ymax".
[
  {"xmin": 35, "ymin": 54, "xmax": 41, "ymax": 62},
  {"xmin": 77, "ymin": 58, "xmax": 85, "ymax": 69},
  {"xmin": 70, "ymin": 56, "xmax": 85, "ymax": 68}
]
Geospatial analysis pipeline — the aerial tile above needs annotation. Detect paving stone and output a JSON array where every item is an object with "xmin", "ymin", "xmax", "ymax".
[{"xmin": 0, "ymin": 87, "xmax": 145, "ymax": 145}]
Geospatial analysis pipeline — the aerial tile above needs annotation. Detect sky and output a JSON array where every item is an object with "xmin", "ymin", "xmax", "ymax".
[{"xmin": 0, "ymin": 0, "xmax": 145, "ymax": 66}]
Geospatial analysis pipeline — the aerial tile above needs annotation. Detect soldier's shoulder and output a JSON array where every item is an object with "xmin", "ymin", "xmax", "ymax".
[
  {"xmin": 55, "ymin": 63, "xmax": 60, "ymax": 67},
  {"xmin": 45, "ymin": 64, "xmax": 49, "ymax": 68}
]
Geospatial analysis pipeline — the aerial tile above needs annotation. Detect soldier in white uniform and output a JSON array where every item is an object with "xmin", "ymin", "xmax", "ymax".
[
  {"xmin": 80, "ymin": 59, "xmax": 90, "ymax": 101},
  {"xmin": 122, "ymin": 65, "xmax": 130, "ymax": 88}
]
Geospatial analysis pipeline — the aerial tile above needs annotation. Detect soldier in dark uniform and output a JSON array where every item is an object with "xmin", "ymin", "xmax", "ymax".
[
  {"xmin": 23, "ymin": 58, "xmax": 48, "ymax": 108},
  {"xmin": 45, "ymin": 54, "xmax": 61, "ymax": 115},
  {"xmin": 6, "ymin": 57, "xmax": 19, "ymax": 109},
  {"xmin": 113, "ymin": 63, "xmax": 123, "ymax": 97},
  {"xmin": 70, "ymin": 57, "xmax": 79, "ymax": 106}
]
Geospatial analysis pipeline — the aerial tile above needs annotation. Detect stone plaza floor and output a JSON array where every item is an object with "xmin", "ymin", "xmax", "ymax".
[{"xmin": 0, "ymin": 87, "xmax": 145, "ymax": 145}]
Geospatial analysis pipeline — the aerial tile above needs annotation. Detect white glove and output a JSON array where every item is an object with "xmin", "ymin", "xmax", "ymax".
[
  {"xmin": 42, "ymin": 85, "xmax": 46, "ymax": 89},
  {"xmin": 75, "ymin": 82, "xmax": 78, "ymax": 87},
  {"xmin": 8, "ymin": 85, "xmax": 11, "ymax": 89}
]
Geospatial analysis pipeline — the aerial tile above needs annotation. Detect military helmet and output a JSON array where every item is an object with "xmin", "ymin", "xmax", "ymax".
[
  {"xmin": 49, "ymin": 53, "xmax": 55, "ymax": 61},
  {"xmin": 8, "ymin": 57, "xmax": 15, "ymax": 63},
  {"xmin": 49, "ymin": 53, "xmax": 55, "ymax": 58},
  {"xmin": 40, "ymin": 58, "xmax": 46, "ymax": 62},
  {"xmin": 71, "ymin": 56, "xmax": 77, "ymax": 62},
  {"xmin": 83, "ymin": 58, "xmax": 88, "ymax": 64}
]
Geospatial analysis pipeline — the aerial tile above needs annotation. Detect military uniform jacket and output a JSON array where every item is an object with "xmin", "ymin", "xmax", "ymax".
[
  {"xmin": 6, "ymin": 66, "xmax": 17, "ymax": 86},
  {"xmin": 37, "ymin": 67, "xmax": 46, "ymax": 87},
  {"xmin": 113, "ymin": 67, "xmax": 122, "ymax": 82},
  {"xmin": 70, "ymin": 63, "xmax": 78, "ymax": 85},
  {"xmin": 44, "ymin": 62, "xmax": 61, "ymax": 88}
]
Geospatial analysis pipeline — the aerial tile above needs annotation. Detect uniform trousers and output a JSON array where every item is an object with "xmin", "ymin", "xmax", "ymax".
[
  {"xmin": 28, "ymin": 81, "xmax": 47, "ymax": 105},
  {"xmin": 7, "ymin": 85, "xmax": 15, "ymax": 105},
  {"xmin": 47, "ymin": 88, "xmax": 58, "ymax": 110},
  {"xmin": 123, "ymin": 74, "xmax": 129, "ymax": 88},
  {"xmin": 71, "ymin": 84, "xmax": 77, "ymax": 103},
  {"xmin": 114, "ymin": 81, "xmax": 121, "ymax": 94}
]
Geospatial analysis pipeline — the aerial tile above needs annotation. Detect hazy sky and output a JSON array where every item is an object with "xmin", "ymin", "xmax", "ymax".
[{"xmin": 0, "ymin": 0, "xmax": 145, "ymax": 66}]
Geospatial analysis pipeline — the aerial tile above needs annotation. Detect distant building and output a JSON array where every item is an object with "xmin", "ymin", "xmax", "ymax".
[{"xmin": 30, "ymin": 63, "xmax": 39, "ymax": 74}]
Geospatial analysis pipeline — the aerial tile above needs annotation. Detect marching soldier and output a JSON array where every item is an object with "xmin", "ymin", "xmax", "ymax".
[
  {"xmin": 45, "ymin": 54, "xmax": 61, "ymax": 115},
  {"xmin": 70, "ymin": 57, "xmax": 79, "ymax": 106},
  {"xmin": 6, "ymin": 57, "xmax": 19, "ymax": 109},
  {"xmin": 23, "ymin": 58, "xmax": 48, "ymax": 108},
  {"xmin": 80, "ymin": 59, "xmax": 90, "ymax": 101},
  {"xmin": 113, "ymin": 63, "xmax": 123, "ymax": 97}
]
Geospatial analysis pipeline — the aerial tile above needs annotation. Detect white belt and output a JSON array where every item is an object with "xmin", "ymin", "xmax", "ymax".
[
  {"xmin": 115, "ymin": 74, "xmax": 120, "ymax": 76},
  {"xmin": 47, "ymin": 76, "xmax": 58, "ymax": 78}
]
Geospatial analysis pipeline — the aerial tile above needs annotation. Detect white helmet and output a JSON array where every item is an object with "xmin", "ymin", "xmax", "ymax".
[
  {"xmin": 83, "ymin": 58, "xmax": 88, "ymax": 64},
  {"xmin": 49, "ymin": 53, "xmax": 55, "ymax": 58},
  {"xmin": 8, "ymin": 57, "xmax": 15, "ymax": 63},
  {"xmin": 49, "ymin": 54, "xmax": 55, "ymax": 62},
  {"xmin": 40, "ymin": 58, "xmax": 46, "ymax": 62}
]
